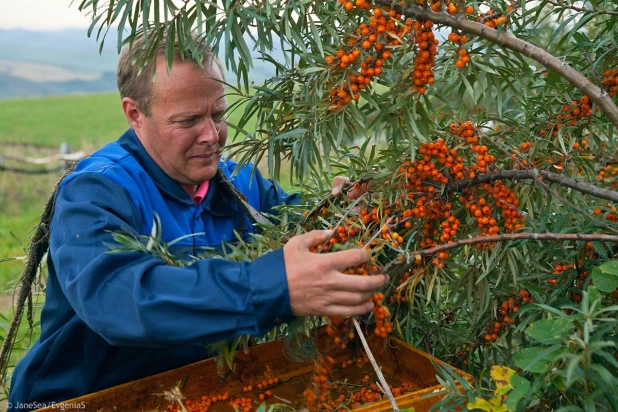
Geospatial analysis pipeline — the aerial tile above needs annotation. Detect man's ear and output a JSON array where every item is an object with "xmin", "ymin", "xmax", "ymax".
[{"xmin": 121, "ymin": 97, "xmax": 145, "ymax": 130}]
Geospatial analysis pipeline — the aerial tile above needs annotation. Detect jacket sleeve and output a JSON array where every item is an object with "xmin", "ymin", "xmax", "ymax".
[{"xmin": 50, "ymin": 172, "xmax": 294, "ymax": 348}]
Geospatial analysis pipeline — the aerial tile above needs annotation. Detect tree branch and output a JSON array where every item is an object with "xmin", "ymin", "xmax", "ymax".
[
  {"xmin": 544, "ymin": 0, "xmax": 618, "ymax": 16},
  {"xmin": 374, "ymin": 0, "xmax": 618, "ymax": 128},
  {"xmin": 444, "ymin": 169, "xmax": 618, "ymax": 203},
  {"xmin": 415, "ymin": 232, "xmax": 618, "ymax": 257}
]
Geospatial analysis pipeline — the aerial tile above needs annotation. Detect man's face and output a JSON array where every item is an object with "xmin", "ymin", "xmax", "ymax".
[{"xmin": 133, "ymin": 57, "xmax": 228, "ymax": 187}]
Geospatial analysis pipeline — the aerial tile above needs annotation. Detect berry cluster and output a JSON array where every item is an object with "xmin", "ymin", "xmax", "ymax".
[
  {"xmin": 167, "ymin": 392, "xmax": 233, "ymax": 412},
  {"xmin": 541, "ymin": 96, "xmax": 596, "ymax": 139},
  {"xmin": 303, "ymin": 356, "xmax": 333, "ymax": 409},
  {"xmin": 455, "ymin": 290, "xmax": 532, "ymax": 366},
  {"xmin": 429, "ymin": 0, "xmax": 474, "ymax": 14},
  {"xmin": 548, "ymin": 263, "xmax": 571, "ymax": 285},
  {"xmin": 602, "ymin": 69, "xmax": 618, "ymax": 98},
  {"xmin": 304, "ymin": 353, "xmax": 415, "ymax": 410},
  {"xmin": 597, "ymin": 163, "xmax": 618, "ymax": 190},
  {"xmin": 390, "ymin": 270, "xmax": 412, "ymax": 303},
  {"xmin": 485, "ymin": 290, "xmax": 531, "ymax": 342},
  {"xmin": 447, "ymin": 32, "xmax": 470, "ymax": 69},
  {"xmin": 325, "ymin": 4, "xmax": 406, "ymax": 110},
  {"xmin": 476, "ymin": 6, "xmax": 512, "ymax": 28},
  {"xmin": 326, "ymin": 316, "xmax": 356, "ymax": 351},
  {"xmin": 411, "ymin": 20, "xmax": 438, "ymax": 94},
  {"xmin": 372, "ymin": 292, "xmax": 393, "ymax": 337}
]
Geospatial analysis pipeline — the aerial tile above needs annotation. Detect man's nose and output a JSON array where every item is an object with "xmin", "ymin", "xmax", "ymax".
[{"xmin": 196, "ymin": 117, "xmax": 220, "ymax": 145}]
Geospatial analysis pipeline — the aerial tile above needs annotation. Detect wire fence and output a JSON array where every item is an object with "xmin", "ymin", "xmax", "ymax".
[{"xmin": 0, "ymin": 142, "xmax": 85, "ymax": 175}]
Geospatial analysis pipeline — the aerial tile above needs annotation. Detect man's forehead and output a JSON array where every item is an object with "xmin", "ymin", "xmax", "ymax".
[{"xmin": 151, "ymin": 59, "xmax": 227, "ymax": 106}]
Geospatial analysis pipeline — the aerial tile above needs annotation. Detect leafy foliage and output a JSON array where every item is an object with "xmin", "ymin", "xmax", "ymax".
[{"xmin": 46, "ymin": 0, "xmax": 618, "ymax": 409}]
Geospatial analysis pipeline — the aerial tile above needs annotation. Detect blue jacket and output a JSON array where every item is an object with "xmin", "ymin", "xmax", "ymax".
[{"xmin": 9, "ymin": 129, "xmax": 298, "ymax": 408}]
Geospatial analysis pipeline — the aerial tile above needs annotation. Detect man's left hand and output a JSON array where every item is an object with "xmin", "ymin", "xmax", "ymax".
[{"xmin": 331, "ymin": 176, "xmax": 366, "ymax": 199}]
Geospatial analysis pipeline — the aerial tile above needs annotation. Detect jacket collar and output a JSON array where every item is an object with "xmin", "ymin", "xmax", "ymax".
[{"xmin": 118, "ymin": 128, "xmax": 237, "ymax": 217}]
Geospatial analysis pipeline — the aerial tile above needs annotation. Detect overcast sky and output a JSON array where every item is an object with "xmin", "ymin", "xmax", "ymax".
[{"xmin": 1, "ymin": 0, "xmax": 90, "ymax": 30}]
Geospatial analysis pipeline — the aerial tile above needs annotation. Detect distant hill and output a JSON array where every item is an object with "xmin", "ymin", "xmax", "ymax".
[
  {"xmin": 0, "ymin": 28, "xmax": 282, "ymax": 100},
  {"xmin": 0, "ymin": 71, "xmax": 116, "ymax": 99}
]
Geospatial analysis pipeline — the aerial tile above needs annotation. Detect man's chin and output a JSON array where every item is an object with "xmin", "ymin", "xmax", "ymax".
[{"xmin": 193, "ymin": 166, "xmax": 219, "ymax": 183}]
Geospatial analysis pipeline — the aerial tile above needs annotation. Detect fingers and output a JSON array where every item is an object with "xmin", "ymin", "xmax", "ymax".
[
  {"xmin": 331, "ymin": 176, "xmax": 350, "ymax": 197},
  {"xmin": 346, "ymin": 187, "xmax": 366, "ymax": 200},
  {"xmin": 320, "ymin": 247, "xmax": 371, "ymax": 271},
  {"xmin": 294, "ymin": 229, "xmax": 333, "ymax": 249},
  {"xmin": 329, "ymin": 272, "xmax": 389, "ymax": 292},
  {"xmin": 322, "ymin": 301, "xmax": 375, "ymax": 317},
  {"xmin": 325, "ymin": 290, "xmax": 375, "ymax": 306}
]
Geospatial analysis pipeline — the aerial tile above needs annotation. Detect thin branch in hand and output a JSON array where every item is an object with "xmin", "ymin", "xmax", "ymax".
[{"xmin": 352, "ymin": 318, "xmax": 400, "ymax": 411}]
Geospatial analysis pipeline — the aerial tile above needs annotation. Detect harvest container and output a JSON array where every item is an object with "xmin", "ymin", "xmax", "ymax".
[{"xmin": 36, "ymin": 330, "xmax": 472, "ymax": 412}]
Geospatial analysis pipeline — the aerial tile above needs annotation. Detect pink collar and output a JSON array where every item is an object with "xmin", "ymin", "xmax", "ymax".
[{"xmin": 193, "ymin": 181, "xmax": 210, "ymax": 205}]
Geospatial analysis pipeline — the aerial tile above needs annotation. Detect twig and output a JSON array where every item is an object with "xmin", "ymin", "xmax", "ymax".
[
  {"xmin": 300, "ymin": 177, "xmax": 372, "ymax": 225},
  {"xmin": 530, "ymin": 171, "xmax": 618, "ymax": 236},
  {"xmin": 382, "ymin": 232, "xmax": 618, "ymax": 272},
  {"xmin": 0, "ymin": 162, "xmax": 77, "ymax": 383},
  {"xmin": 415, "ymin": 232, "xmax": 618, "ymax": 256},
  {"xmin": 216, "ymin": 168, "xmax": 271, "ymax": 226},
  {"xmin": 352, "ymin": 318, "xmax": 400, "ymax": 411},
  {"xmin": 544, "ymin": 0, "xmax": 618, "ymax": 16},
  {"xmin": 272, "ymin": 395, "xmax": 292, "ymax": 404},
  {"xmin": 373, "ymin": 0, "xmax": 618, "ymax": 128},
  {"xmin": 444, "ymin": 169, "xmax": 618, "ymax": 203}
]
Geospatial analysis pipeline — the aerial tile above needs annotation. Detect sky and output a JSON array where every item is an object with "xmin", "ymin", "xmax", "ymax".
[{"xmin": 0, "ymin": 0, "xmax": 91, "ymax": 30}]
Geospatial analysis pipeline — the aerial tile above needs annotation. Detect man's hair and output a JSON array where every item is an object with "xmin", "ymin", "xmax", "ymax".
[{"xmin": 116, "ymin": 34, "xmax": 224, "ymax": 117}]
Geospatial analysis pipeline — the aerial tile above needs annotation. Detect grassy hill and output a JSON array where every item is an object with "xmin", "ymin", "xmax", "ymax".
[{"xmin": 0, "ymin": 92, "xmax": 128, "ymax": 148}]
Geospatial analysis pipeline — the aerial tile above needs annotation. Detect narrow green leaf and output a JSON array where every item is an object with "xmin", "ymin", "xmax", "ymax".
[{"xmin": 165, "ymin": 20, "xmax": 176, "ymax": 72}]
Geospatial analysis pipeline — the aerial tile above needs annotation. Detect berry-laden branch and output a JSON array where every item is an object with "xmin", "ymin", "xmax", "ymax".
[
  {"xmin": 414, "ymin": 233, "xmax": 618, "ymax": 257},
  {"xmin": 444, "ymin": 169, "xmax": 618, "ymax": 203},
  {"xmin": 373, "ymin": 0, "xmax": 618, "ymax": 128}
]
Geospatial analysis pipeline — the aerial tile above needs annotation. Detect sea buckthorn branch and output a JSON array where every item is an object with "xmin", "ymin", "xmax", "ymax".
[
  {"xmin": 475, "ymin": 127, "xmax": 618, "ymax": 236},
  {"xmin": 544, "ymin": 0, "xmax": 618, "ymax": 16},
  {"xmin": 412, "ymin": 233, "xmax": 618, "ymax": 257},
  {"xmin": 380, "ymin": 232, "xmax": 618, "ymax": 272},
  {"xmin": 373, "ymin": 0, "xmax": 618, "ymax": 128},
  {"xmin": 444, "ymin": 169, "xmax": 618, "ymax": 203},
  {"xmin": 522, "ymin": 167, "xmax": 618, "ymax": 236}
]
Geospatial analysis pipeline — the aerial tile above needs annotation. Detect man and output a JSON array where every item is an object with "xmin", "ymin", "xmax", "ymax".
[{"xmin": 8, "ymin": 37, "xmax": 386, "ymax": 408}]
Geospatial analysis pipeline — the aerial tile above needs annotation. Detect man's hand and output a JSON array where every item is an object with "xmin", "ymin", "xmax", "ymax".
[
  {"xmin": 284, "ymin": 230, "xmax": 388, "ymax": 317},
  {"xmin": 331, "ymin": 176, "xmax": 367, "ymax": 200}
]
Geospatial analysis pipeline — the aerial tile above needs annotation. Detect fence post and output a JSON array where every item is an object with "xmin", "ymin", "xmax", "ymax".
[{"xmin": 59, "ymin": 142, "xmax": 71, "ymax": 167}]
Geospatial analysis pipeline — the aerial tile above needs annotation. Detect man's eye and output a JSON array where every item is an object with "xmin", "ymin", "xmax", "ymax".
[
  {"xmin": 213, "ymin": 113, "xmax": 226, "ymax": 123},
  {"xmin": 181, "ymin": 117, "xmax": 198, "ymax": 126}
]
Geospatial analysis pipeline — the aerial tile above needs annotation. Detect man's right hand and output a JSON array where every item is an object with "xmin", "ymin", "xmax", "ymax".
[{"xmin": 283, "ymin": 230, "xmax": 388, "ymax": 317}]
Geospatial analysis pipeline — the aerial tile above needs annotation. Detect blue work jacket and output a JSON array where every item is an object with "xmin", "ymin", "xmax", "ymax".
[{"xmin": 8, "ymin": 129, "xmax": 298, "ymax": 409}]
